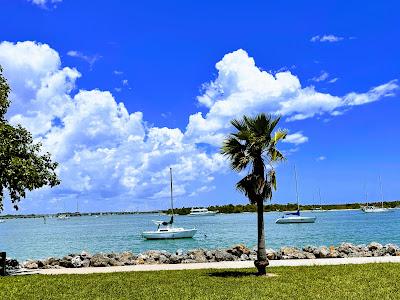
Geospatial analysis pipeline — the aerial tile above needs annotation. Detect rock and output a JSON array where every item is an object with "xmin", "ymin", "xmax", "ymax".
[
  {"xmin": 169, "ymin": 254, "xmax": 182, "ymax": 264},
  {"xmin": 116, "ymin": 251, "xmax": 136, "ymax": 265},
  {"xmin": 317, "ymin": 246, "xmax": 330, "ymax": 258},
  {"xmin": 188, "ymin": 250, "xmax": 207, "ymax": 263},
  {"xmin": 6, "ymin": 258, "xmax": 20, "ymax": 269},
  {"xmin": 24, "ymin": 260, "xmax": 39, "ymax": 269},
  {"xmin": 384, "ymin": 244, "xmax": 399, "ymax": 255},
  {"xmin": 227, "ymin": 244, "xmax": 251, "ymax": 257},
  {"xmin": 81, "ymin": 259, "xmax": 90, "ymax": 268},
  {"xmin": 368, "ymin": 242, "xmax": 383, "ymax": 251},
  {"xmin": 109, "ymin": 258, "xmax": 124, "ymax": 267},
  {"xmin": 265, "ymin": 248, "xmax": 277, "ymax": 260},
  {"xmin": 214, "ymin": 250, "xmax": 235, "ymax": 262},
  {"xmin": 43, "ymin": 257, "xmax": 60, "ymax": 267},
  {"xmin": 90, "ymin": 254, "xmax": 110, "ymax": 267},
  {"xmin": 240, "ymin": 254, "xmax": 249, "ymax": 261},
  {"xmin": 143, "ymin": 250, "xmax": 161, "ymax": 261},
  {"xmin": 71, "ymin": 256, "xmax": 83, "ymax": 268},
  {"xmin": 205, "ymin": 250, "xmax": 215, "ymax": 260},
  {"xmin": 337, "ymin": 243, "xmax": 359, "ymax": 255},
  {"xmin": 59, "ymin": 256, "xmax": 74, "ymax": 268},
  {"xmin": 158, "ymin": 255, "xmax": 169, "ymax": 264},
  {"xmin": 327, "ymin": 250, "xmax": 340, "ymax": 258},
  {"xmin": 303, "ymin": 246, "xmax": 317, "ymax": 254},
  {"xmin": 280, "ymin": 247, "xmax": 306, "ymax": 259},
  {"xmin": 80, "ymin": 251, "xmax": 92, "ymax": 259}
]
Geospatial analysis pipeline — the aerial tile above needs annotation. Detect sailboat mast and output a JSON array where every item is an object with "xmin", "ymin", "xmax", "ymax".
[
  {"xmin": 294, "ymin": 165, "xmax": 300, "ymax": 211},
  {"xmin": 318, "ymin": 188, "xmax": 322, "ymax": 206},
  {"xmin": 170, "ymin": 168, "xmax": 174, "ymax": 216},
  {"xmin": 379, "ymin": 175, "xmax": 384, "ymax": 209}
]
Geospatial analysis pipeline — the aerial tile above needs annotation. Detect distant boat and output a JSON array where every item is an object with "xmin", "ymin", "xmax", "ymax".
[
  {"xmin": 142, "ymin": 168, "xmax": 197, "ymax": 240},
  {"xmin": 0, "ymin": 220, "xmax": 5, "ymax": 223},
  {"xmin": 276, "ymin": 165, "xmax": 316, "ymax": 224},
  {"xmin": 57, "ymin": 214, "xmax": 70, "ymax": 220},
  {"xmin": 311, "ymin": 189, "xmax": 326, "ymax": 212},
  {"xmin": 189, "ymin": 207, "xmax": 218, "ymax": 216},
  {"xmin": 361, "ymin": 176, "xmax": 392, "ymax": 213}
]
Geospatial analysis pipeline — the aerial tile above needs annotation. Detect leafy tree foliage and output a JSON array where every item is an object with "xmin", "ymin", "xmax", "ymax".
[
  {"xmin": 221, "ymin": 113, "xmax": 286, "ymax": 275},
  {"xmin": 0, "ymin": 66, "xmax": 60, "ymax": 211}
]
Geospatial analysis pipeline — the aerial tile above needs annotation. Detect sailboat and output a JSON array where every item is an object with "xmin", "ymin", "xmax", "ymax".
[
  {"xmin": 362, "ymin": 176, "xmax": 392, "ymax": 213},
  {"xmin": 311, "ymin": 189, "xmax": 326, "ymax": 212},
  {"xmin": 276, "ymin": 165, "xmax": 316, "ymax": 224},
  {"xmin": 142, "ymin": 168, "xmax": 197, "ymax": 239}
]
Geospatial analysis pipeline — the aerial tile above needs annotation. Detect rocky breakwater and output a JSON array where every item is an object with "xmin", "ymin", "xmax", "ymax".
[{"xmin": 17, "ymin": 242, "xmax": 400, "ymax": 270}]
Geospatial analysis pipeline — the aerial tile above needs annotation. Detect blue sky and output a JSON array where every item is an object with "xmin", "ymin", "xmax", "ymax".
[{"xmin": 0, "ymin": 0, "xmax": 399, "ymax": 213}]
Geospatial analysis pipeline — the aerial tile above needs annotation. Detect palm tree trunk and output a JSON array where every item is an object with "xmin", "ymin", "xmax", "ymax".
[{"xmin": 254, "ymin": 197, "xmax": 269, "ymax": 275}]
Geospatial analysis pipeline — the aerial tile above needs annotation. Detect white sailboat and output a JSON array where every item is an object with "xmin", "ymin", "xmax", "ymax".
[
  {"xmin": 142, "ymin": 168, "xmax": 197, "ymax": 240},
  {"xmin": 362, "ymin": 176, "xmax": 392, "ymax": 213},
  {"xmin": 276, "ymin": 165, "xmax": 316, "ymax": 224},
  {"xmin": 312, "ymin": 189, "xmax": 326, "ymax": 212}
]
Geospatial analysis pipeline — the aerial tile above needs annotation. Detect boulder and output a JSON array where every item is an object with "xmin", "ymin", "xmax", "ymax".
[
  {"xmin": 80, "ymin": 251, "xmax": 92, "ymax": 259},
  {"xmin": 214, "ymin": 250, "xmax": 235, "ymax": 262},
  {"xmin": 337, "ymin": 243, "xmax": 359, "ymax": 255},
  {"xmin": 303, "ymin": 246, "xmax": 318, "ymax": 254},
  {"xmin": 176, "ymin": 249, "xmax": 185, "ymax": 256},
  {"xmin": 240, "ymin": 254, "xmax": 249, "ymax": 261},
  {"xmin": 59, "ymin": 256, "xmax": 74, "ymax": 268},
  {"xmin": 265, "ymin": 248, "xmax": 277, "ymax": 260},
  {"xmin": 169, "ymin": 254, "xmax": 182, "ymax": 264},
  {"xmin": 158, "ymin": 255, "xmax": 169, "ymax": 264},
  {"xmin": 280, "ymin": 247, "xmax": 306, "ymax": 259},
  {"xmin": 317, "ymin": 246, "xmax": 330, "ymax": 258},
  {"xmin": 188, "ymin": 250, "xmax": 207, "ymax": 263},
  {"xmin": 24, "ymin": 260, "xmax": 39, "ymax": 269},
  {"xmin": 108, "ymin": 258, "xmax": 124, "ymax": 267},
  {"xmin": 368, "ymin": 242, "xmax": 383, "ymax": 251},
  {"xmin": 90, "ymin": 254, "xmax": 111, "ymax": 267},
  {"xmin": 116, "ymin": 251, "xmax": 136, "ymax": 265},
  {"xmin": 81, "ymin": 259, "xmax": 90, "ymax": 268},
  {"xmin": 71, "ymin": 256, "xmax": 83, "ymax": 268},
  {"xmin": 384, "ymin": 244, "xmax": 399, "ymax": 255},
  {"xmin": 6, "ymin": 258, "xmax": 20, "ymax": 269},
  {"xmin": 227, "ymin": 244, "xmax": 251, "ymax": 257}
]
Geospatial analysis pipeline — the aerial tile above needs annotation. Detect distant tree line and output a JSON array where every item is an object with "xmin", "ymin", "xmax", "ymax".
[{"xmin": 165, "ymin": 200, "xmax": 400, "ymax": 215}]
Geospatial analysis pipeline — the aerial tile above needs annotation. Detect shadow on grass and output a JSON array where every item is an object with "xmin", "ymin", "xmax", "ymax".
[{"xmin": 208, "ymin": 271, "xmax": 258, "ymax": 278}]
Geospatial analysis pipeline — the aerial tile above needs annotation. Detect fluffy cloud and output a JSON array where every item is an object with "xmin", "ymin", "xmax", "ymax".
[
  {"xmin": 283, "ymin": 132, "xmax": 309, "ymax": 145},
  {"xmin": 185, "ymin": 49, "xmax": 398, "ymax": 144},
  {"xmin": 0, "ymin": 41, "xmax": 225, "ymax": 208},
  {"xmin": 310, "ymin": 35, "xmax": 344, "ymax": 42}
]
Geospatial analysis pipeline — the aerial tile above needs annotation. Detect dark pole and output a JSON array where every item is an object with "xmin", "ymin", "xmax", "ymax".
[{"xmin": 0, "ymin": 252, "xmax": 6, "ymax": 276}]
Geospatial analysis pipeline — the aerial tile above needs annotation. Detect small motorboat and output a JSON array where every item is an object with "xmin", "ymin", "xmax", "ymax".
[
  {"xmin": 276, "ymin": 210, "xmax": 316, "ymax": 224},
  {"xmin": 189, "ymin": 207, "xmax": 218, "ymax": 216}
]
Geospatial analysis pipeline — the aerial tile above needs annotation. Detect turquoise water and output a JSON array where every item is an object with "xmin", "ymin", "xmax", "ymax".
[{"xmin": 1, "ymin": 209, "xmax": 399, "ymax": 261}]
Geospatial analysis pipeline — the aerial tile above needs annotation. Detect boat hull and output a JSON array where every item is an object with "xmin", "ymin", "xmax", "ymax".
[
  {"xmin": 189, "ymin": 212, "xmax": 218, "ymax": 216},
  {"xmin": 275, "ymin": 216, "xmax": 316, "ymax": 224},
  {"xmin": 362, "ymin": 208, "xmax": 392, "ymax": 213},
  {"xmin": 142, "ymin": 229, "xmax": 197, "ymax": 240}
]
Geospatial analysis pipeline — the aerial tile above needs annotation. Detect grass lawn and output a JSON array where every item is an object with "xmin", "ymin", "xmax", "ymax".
[{"xmin": 1, "ymin": 263, "xmax": 400, "ymax": 299}]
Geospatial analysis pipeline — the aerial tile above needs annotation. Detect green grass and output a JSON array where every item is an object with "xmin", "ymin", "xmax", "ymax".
[{"xmin": 1, "ymin": 264, "xmax": 400, "ymax": 299}]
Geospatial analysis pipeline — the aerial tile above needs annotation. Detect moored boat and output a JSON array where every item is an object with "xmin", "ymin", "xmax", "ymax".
[
  {"xmin": 189, "ymin": 208, "xmax": 218, "ymax": 216},
  {"xmin": 142, "ymin": 168, "xmax": 197, "ymax": 240},
  {"xmin": 276, "ymin": 165, "xmax": 316, "ymax": 224}
]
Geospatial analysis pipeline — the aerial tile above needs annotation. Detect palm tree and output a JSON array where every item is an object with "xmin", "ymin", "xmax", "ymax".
[{"xmin": 221, "ymin": 113, "xmax": 286, "ymax": 275}]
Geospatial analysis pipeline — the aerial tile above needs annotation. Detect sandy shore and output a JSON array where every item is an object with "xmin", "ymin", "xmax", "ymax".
[{"xmin": 17, "ymin": 256, "xmax": 400, "ymax": 275}]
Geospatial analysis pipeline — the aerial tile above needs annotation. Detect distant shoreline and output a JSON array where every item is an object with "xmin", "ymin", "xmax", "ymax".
[{"xmin": 1, "ymin": 201, "xmax": 399, "ymax": 219}]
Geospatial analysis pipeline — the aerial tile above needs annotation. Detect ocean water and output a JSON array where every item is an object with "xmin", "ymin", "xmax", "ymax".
[{"xmin": 1, "ymin": 209, "xmax": 399, "ymax": 261}]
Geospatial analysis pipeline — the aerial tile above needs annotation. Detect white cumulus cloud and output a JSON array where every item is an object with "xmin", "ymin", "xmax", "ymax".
[{"xmin": 28, "ymin": 0, "xmax": 62, "ymax": 8}]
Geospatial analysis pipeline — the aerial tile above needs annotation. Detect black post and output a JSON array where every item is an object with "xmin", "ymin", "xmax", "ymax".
[{"xmin": 0, "ymin": 252, "xmax": 6, "ymax": 276}]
